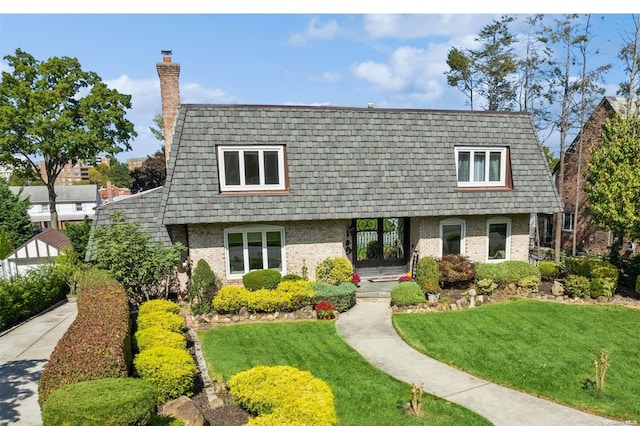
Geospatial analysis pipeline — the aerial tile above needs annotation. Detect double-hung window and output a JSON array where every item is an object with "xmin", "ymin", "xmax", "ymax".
[
  {"xmin": 218, "ymin": 146, "xmax": 286, "ymax": 192},
  {"xmin": 563, "ymin": 212, "xmax": 575, "ymax": 231},
  {"xmin": 224, "ymin": 225, "xmax": 286, "ymax": 279},
  {"xmin": 455, "ymin": 147, "xmax": 507, "ymax": 187},
  {"xmin": 440, "ymin": 218, "xmax": 466, "ymax": 257}
]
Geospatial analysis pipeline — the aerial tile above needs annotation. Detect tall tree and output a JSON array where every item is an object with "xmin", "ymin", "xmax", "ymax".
[
  {"xmin": 62, "ymin": 216, "xmax": 92, "ymax": 260},
  {"xmin": 542, "ymin": 14, "xmax": 610, "ymax": 262},
  {"xmin": 88, "ymin": 157, "xmax": 132, "ymax": 188},
  {"xmin": 131, "ymin": 148, "xmax": 166, "ymax": 194},
  {"xmin": 0, "ymin": 49, "xmax": 136, "ymax": 229},
  {"xmin": 585, "ymin": 115, "xmax": 640, "ymax": 241},
  {"xmin": 149, "ymin": 113, "xmax": 164, "ymax": 142},
  {"xmin": 445, "ymin": 47, "xmax": 475, "ymax": 110},
  {"xmin": 0, "ymin": 177, "xmax": 33, "ymax": 249},
  {"xmin": 617, "ymin": 15, "xmax": 640, "ymax": 116}
]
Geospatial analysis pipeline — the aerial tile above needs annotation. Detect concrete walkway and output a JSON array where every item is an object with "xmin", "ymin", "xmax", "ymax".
[
  {"xmin": 0, "ymin": 300, "xmax": 77, "ymax": 426},
  {"xmin": 335, "ymin": 281, "xmax": 612, "ymax": 426}
]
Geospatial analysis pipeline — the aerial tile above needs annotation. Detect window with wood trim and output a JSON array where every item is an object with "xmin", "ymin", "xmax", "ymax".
[{"xmin": 455, "ymin": 147, "xmax": 507, "ymax": 187}]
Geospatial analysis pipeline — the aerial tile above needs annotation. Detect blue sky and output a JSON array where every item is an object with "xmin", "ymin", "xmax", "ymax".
[{"xmin": 0, "ymin": 10, "xmax": 638, "ymax": 162}]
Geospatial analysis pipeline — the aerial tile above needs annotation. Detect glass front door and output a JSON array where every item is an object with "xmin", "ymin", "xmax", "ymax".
[{"xmin": 354, "ymin": 217, "xmax": 408, "ymax": 268}]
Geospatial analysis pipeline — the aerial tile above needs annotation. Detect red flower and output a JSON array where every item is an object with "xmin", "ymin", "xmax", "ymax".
[
  {"xmin": 315, "ymin": 301, "xmax": 335, "ymax": 320},
  {"xmin": 352, "ymin": 273, "xmax": 361, "ymax": 284}
]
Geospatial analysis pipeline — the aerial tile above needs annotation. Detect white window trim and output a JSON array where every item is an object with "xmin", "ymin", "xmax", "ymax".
[
  {"xmin": 218, "ymin": 145, "xmax": 286, "ymax": 192},
  {"xmin": 439, "ymin": 218, "xmax": 466, "ymax": 257},
  {"xmin": 455, "ymin": 146, "xmax": 507, "ymax": 187},
  {"xmin": 223, "ymin": 224, "xmax": 286, "ymax": 279},
  {"xmin": 562, "ymin": 212, "xmax": 575, "ymax": 231},
  {"xmin": 486, "ymin": 217, "xmax": 511, "ymax": 262}
]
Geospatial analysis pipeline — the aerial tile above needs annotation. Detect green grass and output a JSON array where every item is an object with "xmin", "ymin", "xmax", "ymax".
[
  {"xmin": 393, "ymin": 299, "xmax": 640, "ymax": 422},
  {"xmin": 200, "ymin": 321, "xmax": 491, "ymax": 426}
]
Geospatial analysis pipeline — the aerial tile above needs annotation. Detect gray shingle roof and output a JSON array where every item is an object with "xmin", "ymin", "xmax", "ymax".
[
  {"xmin": 161, "ymin": 105, "xmax": 562, "ymax": 224},
  {"xmin": 86, "ymin": 187, "xmax": 173, "ymax": 259}
]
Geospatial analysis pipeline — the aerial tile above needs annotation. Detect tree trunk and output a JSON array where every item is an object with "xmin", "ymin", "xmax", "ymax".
[{"xmin": 47, "ymin": 182, "xmax": 59, "ymax": 230}]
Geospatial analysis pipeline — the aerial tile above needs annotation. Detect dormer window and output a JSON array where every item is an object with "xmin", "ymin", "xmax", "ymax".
[
  {"xmin": 218, "ymin": 146, "xmax": 286, "ymax": 192},
  {"xmin": 455, "ymin": 147, "xmax": 507, "ymax": 187}
]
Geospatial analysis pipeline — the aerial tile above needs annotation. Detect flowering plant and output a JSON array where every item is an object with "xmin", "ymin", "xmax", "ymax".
[
  {"xmin": 423, "ymin": 283, "xmax": 442, "ymax": 294},
  {"xmin": 352, "ymin": 273, "xmax": 361, "ymax": 285},
  {"xmin": 399, "ymin": 274, "xmax": 414, "ymax": 282},
  {"xmin": 315, "ymin": 301, "xmax": 336, "ymax": 320}
]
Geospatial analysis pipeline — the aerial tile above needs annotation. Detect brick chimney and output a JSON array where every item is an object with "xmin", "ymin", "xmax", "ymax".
[{"xmin": 156, "ymin": 50, "xmax": 180, "ymax": 167}]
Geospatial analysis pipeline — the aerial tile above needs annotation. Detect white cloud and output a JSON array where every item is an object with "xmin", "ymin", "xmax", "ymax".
[
  {"xmin": 363, "ymin": 14, "xmax": 494, "ymax": 39},
  {"xmin": 181, "ymin": 83, "xmax": 235, "ymax": 104},
  {"xmin": 289, "ymin": 17, "xmax": 339, "ymax": 46},
  {"xmin": 310, "ymin": 71, "xmax": 343, "ymax": 83}
]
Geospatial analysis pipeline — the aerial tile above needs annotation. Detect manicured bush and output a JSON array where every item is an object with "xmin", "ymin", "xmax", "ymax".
[
  {"xmin": 0, "ymin": 264, "xmax": 68, "ymax": 331},
  {"xmin": 189, "ymin": 259, "xmax": 218, "ymax": 315},
  {"xmin": 437, "ymin": 255, "xmax": 476, "ymax": 287},
  {"xmin": 564, "ymin": 274, "xmax": 592, "ymax": 298},
  {"xmin": 134, "ymin": 326, "xmax": 186, "ymax": 352},
  {"xmin": 475, "ymin": 261, "xmax": 540, "ymax": 287},
  {"xmin": 75, "ymin": 267, "xmax": 116, "ymax": 294},
  {"xmin": 276, "ymin": 280, "xmax": 315, "ymax": 309},
  {"xmin": 138, "ymin": 299, "xmax": 180, "ymax": 316},
  {"xmin": 134, "ymin": 346, "xmax": 197, "ymax": 403},
  {"xmin": 538, "ymin": 261, "xmax": 561, "ymax": 281},
  {"xmin": 415, "ymin": 256, "xmax": 440, "ymax": 291},
  {"xmin": 475, "ymin": 278, "xmax": 497, "ymax": 295},
  {"xmin": 315, "ymin": 257, "xmax": 354, "ymax": 285},
  {"xmin": 564, "ymin": 257, "xmax": 595, "ymax": 278},
  {"xmin": 38, "ymin": 281, "xmax": 131, "ymax": 408},
  {"xmin": 312, "ymin": 282, "xmax": 356, "ymax": 312},
  {"xmin": 282, "ymin": 273, "xmax": 303, "ymax": 281},
  {"xmin": 590, "ymin": 277, "xmax": 616, "ymax": 298},
  {"xmin": 212, "ymin": 286, "xmax": 249, "ymax": 314},
  {"xmin": 228, "ymin": 365, "xmax": 336, "ymax": 426},
  {"xmin": 517, "ymin": 275, "xmax": 540, "ymax": 294},
  {"xmin": 391, "ymin": 281, "xmax": 426, "ymax": 306},
  {"xmin": 212, "ymin": 281, "xmax": 316, "ymax": 314},
  {"xmin": 242, "ymin": 269, "xmax": 281, "ymax": 291},
  {"xmin": 42, "ymin": 378, "xmax": 157, "ymax": 426},
  {"xmin": 137, "ymin": 311, "xmax": 184, "ymax": 334}
]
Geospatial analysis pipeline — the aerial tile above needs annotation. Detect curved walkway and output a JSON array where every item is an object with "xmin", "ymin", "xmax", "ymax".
[
  {"xmin": 0, "ymin": 300, "xmax": 77, "ymax": 426},
  {"xmin": 335, "ymin": 286, "xmax": 611, "ymax": 426}
]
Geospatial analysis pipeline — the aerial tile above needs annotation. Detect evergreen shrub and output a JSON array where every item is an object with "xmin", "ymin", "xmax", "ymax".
[
  {"xmin": 134, "ymin": 326, "xmax": 186, "ymax": 352},
  {"xmin": 242, "ymin": 269, "xmax": 281, "ymax": 291},
  {"xmin": 538, "ymin": 261, "xmax": 561, "ymax": 281},
  {"xmin": 391, "ymin": 281, "xmax": 426, "ymax": 306},
  {"xmin": 42, "ymin": 378, "xmax": 157, "ymax": 426},
  {"xmin": 228, "ymin": 365, "xmax": 336, "ymax": 426},
  {"xmin": 137, "ymin": 311, "xmax": 184, "ymax": 334},
  {"xmin": 311, "ymin": 282, "xmax": 356, "ymax": 312},
  {"xmin": 415, "ymin": 256, "xmax": 440, "ymax": 291},
  {"xmin": 315, "ymin": 257, "xmax": 354, "ymax": 285},
  {"xmin": 134, "ymin": 346, "xmax": 196, "ymax": 403},
  {"xmin": 564, "ymin": 274, "xmax": 592, "ymax": 298},
  {"xmin": 189, "ymin": 259, "xmax": 218, "ymax": 315},
  {"xmin": 138, "ymin": 299, "xmax": 180, "ymax": 316},
  {"xmin": 437, "ymin": 255, "xmax": 476, "ymax": 287}
]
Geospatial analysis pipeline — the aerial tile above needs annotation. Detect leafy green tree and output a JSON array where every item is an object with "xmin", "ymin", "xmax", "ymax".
[
  {"xmin": 0, "ymin": 177, "xmax": 33, "ymax": 249},
  {"xmin": 131, "ymin": 148, "xmax": 166, "ymax": 194},
  {"xmin": 0, "ymin": 231, "xmax": 14, "ymax": 259},
  {"xmin": 62, "ymin": 216, "xmax": 92, "ymax": 260},
  {"xmin": 88, "ymin": 157, "xmax": 132, "ymax": 188},
  {"xmin": 0, "ymin": 49, "xmax": 137, "ymax": 229},
  {"xmin": 55, "ymin": 246, "xmax": 82, "ymax": 294},
  {"xmin": 542, "ymin": 146, "xmax": 559, "ymax": 172},
  {"xmin": 445, "ymin": 16, "xmax": 519, "ymax": 111},
  {"xmin": 8, "ymin": 167, "xmax": 43, "ymax": 186},
  {"xmin": 617, "ymin": 15, "xmax": 640, "ymax": 115},
  {"xmin": 585, "ymin": 115, "xmax": 640, "ymax": 243},
  {"xmin": 149, "ymin": 113, "xmax": 164, "ymax": 142},
  {"xmin": 91, "ymin": 212, "xmax": 185, "ymax": 305}
]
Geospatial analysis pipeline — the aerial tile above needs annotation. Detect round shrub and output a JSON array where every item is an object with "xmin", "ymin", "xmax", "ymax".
[
  {"xmin": 213, "ymin": 286, "xmax": 250, "ymax": 314},
  {"xmin": 538, "ymin": 261, "xmax": 561, "ymax": 281},
  {"xmin": 134, "ymin": 347, "xmax": 197, "ymax": 403},
  {"xmin": 282, "ymin": 273, "xmax": 302, "ymax": 281},
  {"xmin": 138, "ymin": 299, "xmax": 180, "ymax": 316},
  {"xmin": 312, "ymin": 282, "xmax": 356, "ymax": 312},
  {"xmin": 42, "ymin": 378, "xmax": 157, "ymax": 426},
  {"xmin": 137, "ymin": 311, "xmax": 185, "ymax": 334},
  {"xmin": 517, "ymin": 276, "xmax": 540, "ymax": 294},
  {"xmin": 564, "ymin": 274, "xmax": 591, "ymax": 298},
  {"xmin": 590, "ymin": 277, "xmax": 616, "ymax": 298},
  {"xmin": 228, "ymin": 365, "xmax": 336, "ymax": 426},
  {"xmin": 315, "ymin": 257, "xmax": 354, "ymax": 285},
  {"xmin": 415, "ymin": 256, "xmax": 440, "ymax": 291},
  {"xmin": 437, "ymin": 255, "xmax": 476, "ymax": 287},
  {"xmin": 475, "ymin": 278, "xmax": 497, "ymax": 295},
  {"xmin": 135, "ymin": 326, "xmax": 187, "ymax": 352},
  {"xmin": 315, "ymin": 258, "xmax": 334, "ymax": 283},
  {"xmin": 242, "ymin": 269, "xmax": 281, "ymax": 291},
  {"xmin": 391, "ymin": 282, "xmax": 426, "ymax": 306}
]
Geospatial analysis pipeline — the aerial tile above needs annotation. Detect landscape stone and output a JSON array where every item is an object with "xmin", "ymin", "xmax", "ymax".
[
  {"xmin": 551, "ymin": 281, "xmax": 565, "ymax": 296},
  {"xmin": 161, "ymin": 396, "xmax": 205, "ymax": 426}
]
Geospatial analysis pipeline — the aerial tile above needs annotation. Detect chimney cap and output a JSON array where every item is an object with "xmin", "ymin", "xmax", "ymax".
[
  {"xmin": 367, "ymin": 101, "xmax": 374, "ymax": 108},
  {"xmin": 161, "ymin": 50, "xmax": 172, "ymax": 56}
]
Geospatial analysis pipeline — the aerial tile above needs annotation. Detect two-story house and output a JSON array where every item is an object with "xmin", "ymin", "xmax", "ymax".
[{"xmin": 89, "ymin": 55, "xmax": 561, "ymax": 286}]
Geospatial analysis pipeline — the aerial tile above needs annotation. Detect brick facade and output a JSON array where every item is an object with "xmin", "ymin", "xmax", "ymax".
[{"xmin": 156, "ymin": 54, "xmax": 180, "ymax": 165}]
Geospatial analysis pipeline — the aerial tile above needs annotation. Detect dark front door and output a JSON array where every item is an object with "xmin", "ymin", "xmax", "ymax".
[{"xmin": 353, "ymin": 218, "xmax": 408, "ymax": 269}]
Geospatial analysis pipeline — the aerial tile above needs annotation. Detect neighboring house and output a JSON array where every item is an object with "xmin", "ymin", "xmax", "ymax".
[
  {"xmin": 98, "ymin": 182, "xmax": 132, "ymax": 204},
  {"xmin": 1, "ymin": 228, "xmax": 71, "ymax": 278},
  {"xmin": 550, "ymin": 96, "xmax": 639, "ymax": 255},
  {"xmin": 0, "ymin": 163, "xmax": 13, "ymax": 182},
  {"xmin": 10, "ymin": 184, "xmax": 100, "ymax": 230},
  {"xmin": 90, "ymin": 56, "xmax": 562, "ymax": 285}
]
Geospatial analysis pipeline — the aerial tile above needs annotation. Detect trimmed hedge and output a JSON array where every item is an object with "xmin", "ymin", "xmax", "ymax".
[
  {"xmin": 138, "ymin": 299, "xmax": 180, "ymax": 316},
  {"xmin": 42, "ymin": 378, "xmax": 157, "ymax": 426},
  {"xmin": 38, "ymin": 280, "xmax": 131, "ymax": 408},
  {"xmin": 311, "ymin": 282, "xmax": 356, "ymax": 313},
  {"xmin": 475, "ymin": 260, "xmax": 541, "ymax": 287},
  {"xmin": 564, "ymin": 258, "xmax": 618, "ymax": 283},
  {"xmin": 315, "ymin": 257, "xmax": 353, "ymax": 285},
  {"xmin": 415, "ymin": 256, "xmax": 440, "ymax": 291},
  {"xmin": 213, "ymin": 281, "xmax": 316, "ymax": 314},
  {"xmin": 538, "ymin": 261, "xmax": 561, "ymax": 281},
  {"xmin": 0, "ymin": 265, "xmax": 68, "ymax": 331},
  {"xmin": 390, "ymin": 281, "xmax": 426, "ymax": 306},
  {"xmin": 243, "ymin": 269, "xmax": 281, "ymax": 291},
  {"xmin": 228, "ymin": 365, "xmax": 336, "ymax": 426},
  {"xmin": 134, "ymin": 346, "xmax": 197, "ymax": 403},
  {"xmin": 137, "ymin": 311, "xmax": 185, "ymax": 334},
  {"xmin": 564, "ymin": 274, "xmax": 591, "ymax": 298},
  {"xmin": 134, "ymin": 326, "xmax": 187, "ymax": 352}
]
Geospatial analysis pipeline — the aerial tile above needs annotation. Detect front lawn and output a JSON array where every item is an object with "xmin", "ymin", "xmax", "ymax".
[
  {"xmin": 200, "ymin": 321, "xmax": 491, "ymax": 425},
  {"xmin": 393, "ymin": 299, "xmax": 640, "ymax": 422}
]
